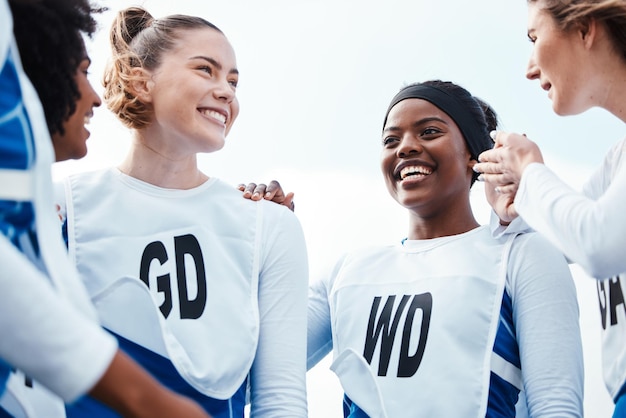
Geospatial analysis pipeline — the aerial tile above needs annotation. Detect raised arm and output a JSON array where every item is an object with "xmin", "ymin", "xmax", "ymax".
[{"xmin": 513, "ymin": 139, "xmax": 626, "ymax": 278}]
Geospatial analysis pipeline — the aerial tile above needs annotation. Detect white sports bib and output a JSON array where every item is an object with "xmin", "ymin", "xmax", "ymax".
[
  {"xmin": 0, "ymin": 371, "xmax": 65, "ymax": 418},
  {"xmin": 597, "ymin": 273, "xmax": 626, "ymax": 399},
  {"xmin": 329, "ymin": 227, "xmax": 514, "ymax": 417},
  {"xmin": 64, "ymin": 169, "xmax": 262, "ymax": 399}
]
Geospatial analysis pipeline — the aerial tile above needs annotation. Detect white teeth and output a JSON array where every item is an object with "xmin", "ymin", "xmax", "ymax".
[
  {"xmin": 83, "ymin": 116, "xmax": 91, "ymax": 125},
  {"xmin": 201, "ymin": 109, "xmax": 226, "ymax": 124},
  {"xmin": 400, "ymin": 165, "xmax": 432, "ymax": 180}
]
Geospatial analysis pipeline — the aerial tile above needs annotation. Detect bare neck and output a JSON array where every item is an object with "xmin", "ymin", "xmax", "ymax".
[
  {"xmin": 118, "ymin": 132, "xmax": 208, "ymax": 190},
  {"xmin": 588, "ymin": 32, "xmax": 626, "ymax": 123},
  {"xmin": 406, "ymin": 201, "xmax": 480, "ymax": 240}
]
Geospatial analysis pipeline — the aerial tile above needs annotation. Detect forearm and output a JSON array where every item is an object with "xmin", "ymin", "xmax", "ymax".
[
  {"xmin": 516, "ymin": 163, "xmax": 626, "ymax": 278},
  {"xmin": 89, "ymin": 351, "xmax": 209, "ymax": 418},
  {"xmin": 307, "ymin": 278, "xmax": 333, "ymax": 370},
  {"xmin": 0, "ymin": 237, "xmax": 117, "ymax": 401}
]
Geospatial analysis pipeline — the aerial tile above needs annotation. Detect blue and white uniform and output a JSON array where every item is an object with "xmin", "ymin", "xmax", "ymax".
[
  {"xmin": 307, "ymin": 226, "xmax": 583, "ymax": 417},
  {"xmin": 510, "ymin": 138, "xmax": 626, "ymax": 413},
  {"xmin": 58, "ymin": 168, "xmax": 309, "ymax": 417},
  {"xmin": 0, "ymin": 2, "xmax": 117, "ymax": 416}
]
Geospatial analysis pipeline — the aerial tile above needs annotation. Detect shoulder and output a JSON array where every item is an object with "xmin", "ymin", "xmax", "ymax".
[
  {"xmin": 65, "ymin": 167, "xmax": 112, "ymax": 186},
  {"xmin": 507, "ymin": 232, "xmax": 574, "ymax": 296},
  {"xmin": 253, "ymin": 195, "xmax": 302, "ymax": 226},
  {"xmin": 509, "ymin": 231, "xmax": 565, "ymax": 261},
  {"xmin": 508, "ymin": 231, "xmax": 569, "ymax": 277}
]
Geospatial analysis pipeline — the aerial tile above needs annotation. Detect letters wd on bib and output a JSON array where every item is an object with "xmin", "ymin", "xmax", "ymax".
[{"xmin": 307, "ymin": 225, "xmax": 584, "ymax": 417}]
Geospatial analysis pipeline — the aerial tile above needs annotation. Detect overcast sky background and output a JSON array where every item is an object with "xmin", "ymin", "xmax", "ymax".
[{"xmin": 51, "ymin": 0, "xmax": 625, "ymax": 416}]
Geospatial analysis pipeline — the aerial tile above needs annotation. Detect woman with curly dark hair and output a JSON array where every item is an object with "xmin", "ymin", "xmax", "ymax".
[{"xmin": 0, "ymin": 0, "xmax": 209, "ymax": 416}]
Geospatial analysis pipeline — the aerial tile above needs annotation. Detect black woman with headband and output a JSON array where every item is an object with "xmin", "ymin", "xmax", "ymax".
[{"xmin": 248, "ymin": 80, "xmax": 584, "ymax": 417}]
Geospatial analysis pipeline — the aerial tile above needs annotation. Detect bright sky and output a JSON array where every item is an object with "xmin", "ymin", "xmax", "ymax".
[{"xmin": 52, "ymin": 0, "xmax": 625, "ymax": 416}]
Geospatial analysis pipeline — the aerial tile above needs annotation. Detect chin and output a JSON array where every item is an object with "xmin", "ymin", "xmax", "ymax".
[
  {"xmin": 72, "ymin": 148, "xmax": 89, "ymax": 160},
  {"xmin": 552, "ymin": 104, "xmax": 569, "ymax": 116},
  {"xmin": 205, "ymin": 140, "xmax": 226, "ymax": 153},
  {"xmin": 552, "ymin": 94, "xmax": 590, "ymax": 116},
  {"xmin": 551, "ymin": 98, "xmax": 571, "ymax": 116}
]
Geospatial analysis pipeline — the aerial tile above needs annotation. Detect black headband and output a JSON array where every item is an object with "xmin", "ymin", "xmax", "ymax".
[{"xmin": 382, "ymin": 84, "xmax": 492, "ymax": 161}]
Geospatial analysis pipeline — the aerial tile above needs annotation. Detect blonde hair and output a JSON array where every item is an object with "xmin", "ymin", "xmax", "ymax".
[
  {"xmin": 529, "ymin": 0, "xmax": 626, "ymax": 62},
  {"xmin": 103, "ymin": 7, "xmax": 222, "ymax": 129}
]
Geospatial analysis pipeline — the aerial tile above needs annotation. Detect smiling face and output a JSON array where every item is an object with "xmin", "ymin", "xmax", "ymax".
[
  {"xmin": 51, "ymin": 55, "xmax": 101, "ymax": 161},
  {"xmin": 381, "ymin": 98, "xmax": 474, "ymax": 219},
  {"xmin": 140, "ymin": 27, "xmax": 239, "ymax": 156},
  {"xmin": 525, "ymin": 2, "xmax": 591, "ymax": 115}
]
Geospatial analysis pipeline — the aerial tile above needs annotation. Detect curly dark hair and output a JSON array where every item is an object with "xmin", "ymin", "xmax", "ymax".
[{"xmin": 8, "ymin": 0, "xmax": 105, "ymax": 136}]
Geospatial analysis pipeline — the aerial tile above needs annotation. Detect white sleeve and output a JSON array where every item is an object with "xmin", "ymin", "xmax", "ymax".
[
  {"xmin": 515, "ymin": 141, "xmax": 626, "ymax": 278},
  {"xmin": 0, "ymin": 236, "xmax": 118, "ymax": 402},
  {"xmin": 307, "ymin": 259, "xmax": 341, "ymax": 370},
  {"xmin": 508, "ymin": 233, "xmax": 584, "ymax": 417},
  {"xmin": 248, "ymin": 205, "xmax": 309, "ymax": 417}
]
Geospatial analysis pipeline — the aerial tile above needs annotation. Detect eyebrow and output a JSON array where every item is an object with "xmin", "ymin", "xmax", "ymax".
[
  {"xmin": 190, "ymin": 55, "xmax": 239, "ymax": 75},
  {"xmin": 383, "ymin": 116, "xmax": 447, "ymax": 134}
]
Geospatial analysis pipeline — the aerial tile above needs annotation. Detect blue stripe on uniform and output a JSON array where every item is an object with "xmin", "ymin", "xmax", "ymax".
[
  {"xmin": 343, "ymin": 291, "xmax": 521, "ymax": 418},
  {"xmin": 0, "ymin": 44, "xmax": 37, "ymax": 247},
  {"xmin": 0, "ymin": 46, "xmax": 34, "ymax": 170},
  {"xmin": 66, "ymin": 330, "xmax": 247, "ymax": 418},
  {"xmin": 493, "ymin": 292, "xmax": 521, "ymax": 368},
  {"xmin": 0, "ymin": 43, "xmax": 38, "ymax": 394}
]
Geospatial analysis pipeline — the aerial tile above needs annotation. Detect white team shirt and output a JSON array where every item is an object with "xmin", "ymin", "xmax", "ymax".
[
  {"xmin": 308, "ymin": 226, "xmax": 583, "ymax": 417},
  {"xmin": 515, "ymin": 137, "xmax": 626, "ymax": 399},
  {"xmin": 59, "ymin": 168, "xmax": 309, "ymax": 416}
]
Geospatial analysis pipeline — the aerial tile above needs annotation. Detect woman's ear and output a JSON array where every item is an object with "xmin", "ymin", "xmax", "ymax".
[
  {"xmin": 128, "ymin": 67, "xmax": 154, "ymax": 103},
  {"xmin": 578, "ymin": 17, "xmax": 597, "ymax": 49},
  {"xmin": 468, "ymin": 157, "xmax": 480, "ymax": 187},
  {"xmin": 468, "ymin": 158, "xmax": 478, "ymax": 173}
]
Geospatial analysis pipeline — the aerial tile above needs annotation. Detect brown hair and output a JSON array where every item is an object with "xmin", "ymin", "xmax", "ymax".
[
  {"xmin": 529, "ymin": 0, "xmax": 626, "ymax": 62},
  {"xmin": 103, "ymin": 7, "xmax": 222, "ymax": 129}
]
